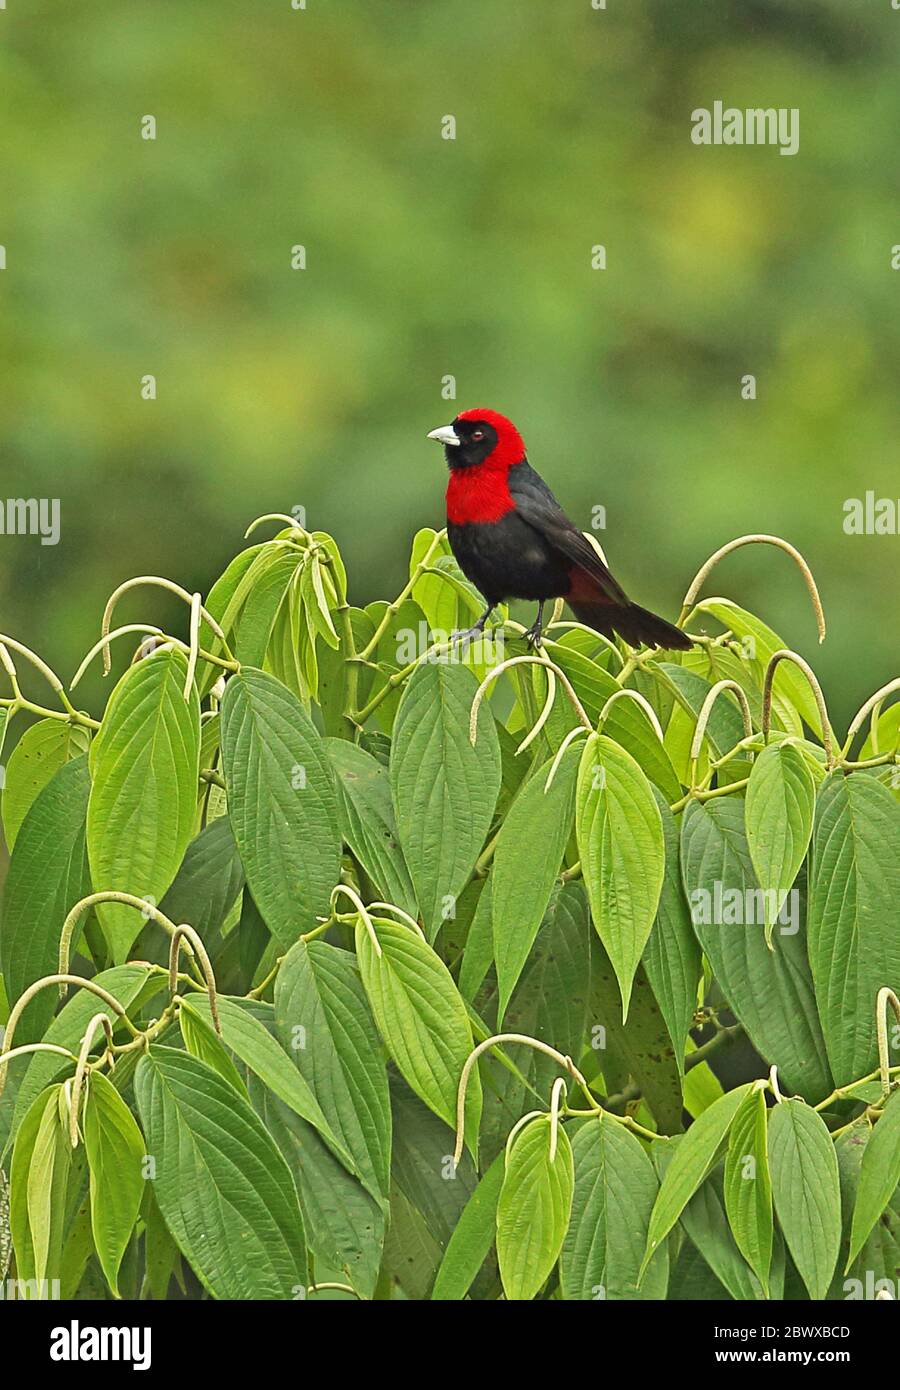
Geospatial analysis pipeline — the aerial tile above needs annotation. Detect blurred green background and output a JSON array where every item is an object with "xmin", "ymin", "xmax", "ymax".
[{"xmin": 1, "ymin": 0, "xmax": 898, "ymax": 728}]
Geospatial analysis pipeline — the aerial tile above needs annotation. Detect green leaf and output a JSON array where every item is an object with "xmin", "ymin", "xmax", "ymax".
[
  {"xmin": 588, "ymin": 943, "xmax": 684, "ymax": 1137},
  {"xmin": 723, "ymin": 1086, "xmax": 773, "ymax": 1296},
  {"xmin": 768, "ymin": 1098, "xmax": 840, "ymax": 1300},
  {"xmin": 265, "ymin": 568, "xmax": 310, "ymax": 703},
  {"xmin": 680, "ymin": 796, "xmax": 832, "ymax": 1101},
  {"xmin": 389, "ymin": 1079, "xmax": 479, "ymax": 1278},
  {"xmin": 234, "ymin": 550, "xmax": 302, "ymax": 667},
  {"xmin": 87, "ymin": 650, "xmax": 200, "ymax": 962},
  {"xmin": 382, "ymin": 1183, "xmax": 443, "ymax": 1297},
  {"xmin": 142, "ymin": 1185, "xmax": 181, "ymax": 1300},
  {"xmin": 431, "ymin": 1151, "xmax": 504, "ymax": 1300},
  {"xmin": 409, "ymin": 528, "xmax": 478, "ymax": 639},
  {"xmin": 479, "ymin": 883, "xmax": 591, "ymax": 1165},
  {"xmin": 1, "ymin": 718, "xmax": 89, "ymax": 852},
  {"xmin": 26, "ymin": 1085, "xmax": 71, "ymax": 1287},
  {"xmin": 847, "ymin": 1088, "xmax": 900, "ymax": 1267},
  {"xmin": 197, "ymin": 541, "xmax": 266, "ymax": 692},
  {"xmin": 318, "ymin": 606, "xmax": 376, "ymax": 736},
  {"xmin": 560, "ymin": 1114, "xmax": 667, "ymax": 1300},
  {"xmin": 10, "ymin": 1085, "xmax": 64, "ymax": 1287},
  {"xmin": 693, "ymin": 600, "xmax": 825, "ymax": 737},
  {"xmin": 458, "ymin": 876, "xmax": 494, "ymax": 1003},
  {"xmin": 306, "ymin": 553, "xmax": 341, "ymax": 648},
  {"xmin": 8, "ymin": 966, "xmax": 158, "ymax": 1146},
  {"xmin": 546, "ymin": 643, "xmax": 682, "ymax": 802},
  {"xmin": 807, "ymin": 772, "xmax": 900, "ymax": 1085},
  {"xmin": 835, "ymin": 1121, "xmax": 900, "ymax": 1294},
  {"xmin": 859, "ymin": 701, "xmax": 900, "ymax": 762},
  {"xmin": 640, "ymin": 1084, "xmax": 751, "ymax": 1280},
  {"xmin": 683, "ymin": 1049, "xmax": 725, "ymax": 1118},
  {"xmin": 185, "ymin": 994, "xmax": 348, "ymax": 1167},
  {"xmin": 658, "ymin": 663, "xmax": 747, "ymax": 760},
  {"xmin": 178, "ymin": 1001, "xmax": 249, "ymax": 1095},
  {"xmin": 249, "ymin": 1075, "xmax": 384, "ymax": 1299},
  {"xmin": 0, "ymin": 756, "xmax": 92, "ymax": 1044},
  {"xmin": 355, "ymin": 916, "xmax": 481, "ymax": 1157},
  {"xmin": 492, "ymin": 748, "xmax": 579, "ymax": 1020},
  {"xmin": 496, "ymin": 1114, "xmax": 574, "ymax": 1301},
  {"xmin": 363, "ymin": 597, "xmax": 428, "ymax": 733},
  {"xmin": 390, "ymin": 660, "xmax": 501, "ymax": 939},
  {"xmin": 83, "ymin": 1071, "xmax": 145, "ymax": 1297},
  {"xmin": 642, "ymin": 793, "xmax": 702, "ymax": 1077},
  {"xmin": 134, "ymin": 1046, "xmax": 306, "ymax": 1299},
  {"xmin": 325, "ymin": 738, "xmax": 417, "ymax": 916},
  {"xmin": 220, "ymin": 667, "xmax": 341, "ymax": 948},
  {"xmin": 681, "ymin": 1172, "xmax": 771, "ymax": 1300},
  {"xmin": 275, "ymin": 939, "xmax": 391, "ymax": 1205},
  {"xmin": 745, "ymin": 741, "xmax": 815, "ymax": 948},
  {"xmin": 576, "ymin": 733, "xmax": 665, "ymax": 1018},
  {"xmin": 159, "ymin": 816, "xmax": 245, "ymax": 942},
  {"xmin": 58, "ymin": 1193, "xmax": 96, "ymax": 1300}
]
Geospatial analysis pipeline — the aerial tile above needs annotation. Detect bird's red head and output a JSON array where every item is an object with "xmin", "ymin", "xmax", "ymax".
[{"xmin": 427, "ymin": 408, "xmax": 526, "ymax": 471}]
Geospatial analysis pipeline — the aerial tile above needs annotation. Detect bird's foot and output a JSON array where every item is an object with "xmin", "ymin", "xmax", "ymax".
[
  {"xmin": 524, "ymin": 620, "xmax": 544, "ymax": 648},
  {"xmin": 449, "ymin": 623, "xmax": 486, "ymax": 648}
]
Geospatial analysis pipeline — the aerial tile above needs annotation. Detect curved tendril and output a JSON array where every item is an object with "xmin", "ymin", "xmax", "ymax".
[
  {"xmin": 60, "ymin": 893, "xmax": 186, "ymax": 993},
  {"xmin": 245, "ymin": 513, "xmax": 312, "ymax": 543},
  {"xmin": 545, "ymin": 623, "xmax": 624, "ymax": 670},
  {"xmin": 689, "ymin": 680, "xmax": 754, "ymax": 783},
  {"xmin": 169, "ymin": 925, "xmax": 220, "ymax": 1035},
  {"xmin": 453, "ymin": 1032, "xmax": 590, "ymax": 1166},
  {"xmin": 544, "ymin": 726, "xmax": 590, "ymax": 791},
  {"xmin": 514, "ymin": 666, "xmax": 557, "ymax": 755},
  {"xmin": 184, "ymin": 592, "xmax": 201, "ymax": 700},
  {"xmin": 548, "ymin": 1076, "xmax": 566, "ymax": 1162},
  {"xmin": 68, "ymin": 1014, "xmax": 114, "ymax": 1147},
  {"xmin": 0, "ymin": 974, "xmax": 136, "ymax": 1101},
  {"xmin": 0, "ymin": 633, "xmax": 74, "ymax": 711},
  {"xmin": 100, "ymin": 577, "xmax": 230, "ymax": 677},
  {"xmin": 876, "ymin": 988, "xmax": 900, "ymax": 1103},
  {"xmin": 504, "ymin": 1110, "xmax": 544, "ymax": 1164},
  {"xmin": 598, "ymin": 688, "xmax": 665, "ymax": 743},
  {"xmin": 72, "ymin": 625, "xmax": 236, "ymax": 692},
  {"xmin": 364, "ymin": 902, "xmax": 426, "ymax": 940},
  {"xmin": 306, "ymin": 1282, "xmax": 362, "ymax": 1300},
  {"xmin": 769, "ymin": 1065, "xmax": 784, "ymax": 1104},
  {"xmin": 331, "ymin": 884, "xmax": 381, "ymax": 958},
  {"xmin": 469, "ymin": 653, "xmax": 591, "ymax": 747},
  {"xmin": 679, "ymin": 534, "xmax": 826, "ymax": 643},
  {"xmin": 0, "ymin": 641, "xmax": 18, "ymax": 682},
  {"xmin": 842, "ymin": 678, "xmax": 900, "ymax": 758},
  {"xmin": 0, "ymin": 1043, "xmax": 79, "ymax": 1069},
  {"xmin": 71, "ymin": 624, "xmax": 165, "ymax": 689},
  {"xmin": 761, "ymin": 650, "xmax": 834, "ymax": 768}
]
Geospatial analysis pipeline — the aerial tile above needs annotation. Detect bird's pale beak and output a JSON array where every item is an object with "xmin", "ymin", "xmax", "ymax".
[{"xmin": 427, "ymin": 424, "xmax": 461, "ymax": 447}]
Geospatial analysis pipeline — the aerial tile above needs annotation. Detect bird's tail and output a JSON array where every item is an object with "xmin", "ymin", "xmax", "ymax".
[{"xmin": 569, "ymin": 599, "xmax": 692, "ymax": 652}]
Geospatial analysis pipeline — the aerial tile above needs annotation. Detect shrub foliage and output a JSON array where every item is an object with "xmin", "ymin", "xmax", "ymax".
[{"xmin": 0, "ymin": 518, "xmax": 898, "ymax": 1301}]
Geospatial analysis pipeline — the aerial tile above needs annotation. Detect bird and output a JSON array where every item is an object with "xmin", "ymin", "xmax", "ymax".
[{"xmin": 426, "ymin": 408, "xmax": 692, "ymax": 651}]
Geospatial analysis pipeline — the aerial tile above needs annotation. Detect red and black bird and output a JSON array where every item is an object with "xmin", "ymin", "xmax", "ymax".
[{"xmin": 427, "ymin": 408, "xmax": 692, "ymax": 651}]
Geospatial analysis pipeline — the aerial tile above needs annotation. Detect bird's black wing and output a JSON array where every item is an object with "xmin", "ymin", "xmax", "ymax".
[{"xmin": 508, "ymin": 461, "xmax": 629, "ymax": 605}]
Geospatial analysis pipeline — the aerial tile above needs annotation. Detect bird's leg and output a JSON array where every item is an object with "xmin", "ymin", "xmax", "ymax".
[
  {"xmin": 524, "ymin": 602, "xmax": 546, "ymax": 648},
  {"xmin": 450, "ymin": 604, "xmax": 495, "ymax": 646}
]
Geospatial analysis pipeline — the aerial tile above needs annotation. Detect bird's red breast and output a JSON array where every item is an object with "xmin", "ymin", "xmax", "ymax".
[{"xmin": 445, "ymin": 409, "xmax": 527, "ymax": 525}]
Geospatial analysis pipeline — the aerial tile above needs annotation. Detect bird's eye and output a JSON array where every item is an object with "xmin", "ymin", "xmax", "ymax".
[{"xmin": 471, "ymin": 430, "xmax": 484, "ymax": 441}]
